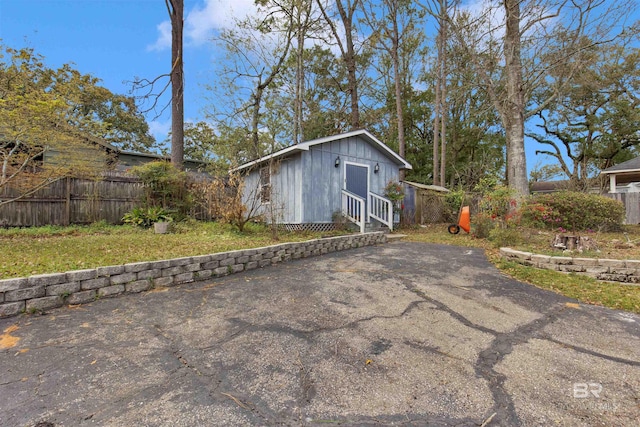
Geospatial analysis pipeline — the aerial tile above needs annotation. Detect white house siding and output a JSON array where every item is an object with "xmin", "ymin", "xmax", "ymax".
[{"xmin": 301, "ymin": 135, "xmax": 401, "ymax": 223}]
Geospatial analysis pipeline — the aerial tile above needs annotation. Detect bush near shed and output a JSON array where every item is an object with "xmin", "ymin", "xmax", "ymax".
[{"xmin": 520, "ymin": 191, "xmax": 624, "ymax": 232}]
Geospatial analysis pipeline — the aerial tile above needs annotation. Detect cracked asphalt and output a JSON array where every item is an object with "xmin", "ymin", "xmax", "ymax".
[{"xmin": 1, "ymin": 241, "xmax": 639, "ymax": 426}]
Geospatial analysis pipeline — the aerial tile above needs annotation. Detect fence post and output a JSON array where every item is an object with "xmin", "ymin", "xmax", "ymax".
[{"xmin": 64, "ymin": 177, "xmax": 71, "ymax": 226}]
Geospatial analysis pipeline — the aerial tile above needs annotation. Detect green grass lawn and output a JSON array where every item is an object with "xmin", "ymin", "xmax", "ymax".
[{"xmin": 0, "ymin": 221, "xmax": 335, "ymax": 279}]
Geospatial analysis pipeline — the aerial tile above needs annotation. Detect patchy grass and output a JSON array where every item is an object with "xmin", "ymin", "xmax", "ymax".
[
  {"xmin": 493, "ymin": 258, "xmax": 640, "ymax": 313},
  {"xmin": 0, "ymin": 221, "xmax": 342, "ymax": 279},
  {"xmin": 398, "ymin": 224, "xmax": 640, "ymax": 314},
  {"xmin": 502, "ymin": 225, "xmax": 640, "ymax": 260}
]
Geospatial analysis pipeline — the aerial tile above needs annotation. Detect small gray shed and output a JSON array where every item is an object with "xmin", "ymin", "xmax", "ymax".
[{"xmin": 235, "ymin": 130, "xmax": 412, "ymax": 232}]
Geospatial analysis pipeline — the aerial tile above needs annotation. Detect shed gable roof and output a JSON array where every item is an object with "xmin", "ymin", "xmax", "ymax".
[{"xmin": 234, "ymin": 129, "xmax": 412, "ymax": 172}]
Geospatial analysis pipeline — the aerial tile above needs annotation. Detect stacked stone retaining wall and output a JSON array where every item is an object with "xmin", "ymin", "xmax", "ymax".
[
  {"xmin": 0, "ymin": 232, "xmax": 387, "ymax": 318},
  {"xmin": 500, "ymin": 247, "xmax": 640, "ymax": 283}
]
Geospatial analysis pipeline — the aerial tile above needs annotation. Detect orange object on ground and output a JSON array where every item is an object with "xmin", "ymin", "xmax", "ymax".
[{"xmin": 459, "ymin": 206, "xmax": 470, "ymax": 233}]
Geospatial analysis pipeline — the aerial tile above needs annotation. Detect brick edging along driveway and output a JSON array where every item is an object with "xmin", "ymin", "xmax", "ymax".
[{"xmin": 0, "ymin": 232, "xmax": 387, "ymax": 318}]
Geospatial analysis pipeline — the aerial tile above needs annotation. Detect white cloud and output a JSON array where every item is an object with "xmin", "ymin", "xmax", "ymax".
[
  {"xmin": 458, "ymin": 0, "xmax": 558, "ymax": 43},
  {"xmin": 148, "ymin": 119, "xmax": 171, "ymax": 143},
  {"xmin": 148, "ymin": 0, "xmax": 258, "ymax": 51},
  {"xmin": 147, "ymin": 20, "xmax": 172, "ymax": 52}
]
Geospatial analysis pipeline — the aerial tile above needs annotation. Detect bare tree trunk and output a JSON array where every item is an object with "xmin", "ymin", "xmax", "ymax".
[
  {"xmin": 294, "ymin": 23, "xmax": 305, "ymax": 144},
  {"xmin": 293, "ymin": 0, "xmax": 314, "ymax": 144},
  {"xmin": 432, "ymin": 67, "xmax": 441, "ymax": 186},
  {"xmin": 439, "ymin": 0, "xmax": 448, "ymax": 186},
  {"xmin": 168, "ymin": 0, "xmax": 184, "ymax": 169},
  {"xmin": 317, "ymin": 0, "xmax": 361, "ymax": 129},
  {"xmin": 503, "ymin": 0, "xmax": 529, "ymax": 198},
  {"xmin": 390, "ymin": 1, "xmax": 406, "ymax": 180},
  {"xmin": 338, "ymin": 1, "xmax": 361, "ymax": 129}
]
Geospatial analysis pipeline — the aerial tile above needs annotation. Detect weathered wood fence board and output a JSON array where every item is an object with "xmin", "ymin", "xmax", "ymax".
[
  {"xmin": 604, "ymin": 192, "xmax": 640, "ymax": 225},
  {"xmin": 0, "ymin": 173, "xmax": 144, "ymax": 227}
]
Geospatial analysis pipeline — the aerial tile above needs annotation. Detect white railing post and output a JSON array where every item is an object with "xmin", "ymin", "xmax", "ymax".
[
  {"xmin": 341, "ymin": 189, "xmax": 365, "ymax": 233},
  {"xmin": 368, "ymin": 192, "xmax": 393, "ymax": 231}
]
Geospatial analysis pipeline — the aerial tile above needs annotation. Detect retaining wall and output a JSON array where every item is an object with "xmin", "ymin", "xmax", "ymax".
[
  {"xmin": 500, "ymin": 247, "xmax": 640, "ymax": 283},
  {"xmin": 0, "ymin": 232, "xmax": 387, "ymax": 318}
]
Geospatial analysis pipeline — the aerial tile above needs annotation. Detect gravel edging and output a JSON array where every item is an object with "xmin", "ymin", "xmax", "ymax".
[{"xmin": 0, "ymin": 232, "xmax": 387, "ymax": 318}]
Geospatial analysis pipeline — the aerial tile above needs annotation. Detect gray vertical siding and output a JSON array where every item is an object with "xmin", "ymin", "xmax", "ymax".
[
  {"xmin": 243, "ymin": 135, "xmax": 404, "ymax": 225},
  {"xmin": 242, "ymin": 153, "xmax": 303, "ymax": 224},
  {"xmin": 302, "ymin": 136, "xmax": 401, "ymax": 223}
]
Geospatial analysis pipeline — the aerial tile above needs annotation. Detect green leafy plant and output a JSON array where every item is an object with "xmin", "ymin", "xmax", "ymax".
[
  {"xmin": 471, "ymin": 185, "xmax": 518, "ymax": 238},
  {"xmin": 128, "ymin": 161, "xmax": 192, "ymax": 219},
  {"xmin": 122, "ymin": 206, "xmax": 173, "ymax": 228},
  {"xmin": 444, "ymin": 189, "xmax": 466, "ymax": 222},
  {"xmin": 384, "ymin": 180, "xmax": 405, "ymax": 217},
  {"xmin": 521, "ymin": 191, "xmax": 624, "ymax": 232}
]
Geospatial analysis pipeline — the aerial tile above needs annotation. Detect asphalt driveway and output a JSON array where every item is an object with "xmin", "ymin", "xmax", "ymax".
[{"xmin": 1, "ymin": 241, "xmax": 639, "ymax": 426}]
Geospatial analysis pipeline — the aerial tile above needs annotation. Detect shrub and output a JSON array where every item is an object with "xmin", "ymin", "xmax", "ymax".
[
  {"xmin": 444, "ymin": 189, "xmax": 465, "ymax": 222},
  {"xmin": 384, "ymin": 180, "xmax": 405, "ymax": 215},
  {"xmin": 122, "ymin": 206, "xmax": 173, "ymax": 228},
  {"xmin": 472, "ymin": 212, "xmax": 496, "ymax": 239},
  {"xmin": 521, "ymin": 191, "xmax": 624, "ymax": 232},
  {"xmin": 470, "ymin": 185, "xmax": 518, "ymax": 239},
  {"xmin": 479, "ymin": 185, "xmax": 516, "ymax": 220},
  {"xmin": 128, "ymin": 161, "xmax": 192, "ymax": 218},
  {"xmin": 488, "ymin": 227, "xmax": 524, "ymax": 248}
]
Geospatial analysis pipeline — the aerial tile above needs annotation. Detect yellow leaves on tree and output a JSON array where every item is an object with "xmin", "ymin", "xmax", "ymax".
[{"xmin": 0, "ymin": 45, "xmax": 109, "ymax": 205}]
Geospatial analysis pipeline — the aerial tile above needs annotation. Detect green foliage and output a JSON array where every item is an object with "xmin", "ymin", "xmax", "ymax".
[
  {"xmin": 530, "ymin": 40, "xmax": 640, "ymax": 185},
  {"xmin": 521, "ymin": 191, "xmax": 625, "ymax": 231},
  {"xmin": 0, "ymin": 43, "xmax": 156, "ymax": 207},
  {"xmin": 384, "ymin": 181, "xmax": 405, "ymax": 216},
  {"xmin": 472, "ymin": 184, "xmax": 518, "ymax": 238},
  {"xmin": 472, "ymin": 212, "xmax": 496, "ymax": 239},
  {"xmin": 384, "ymin": 181, "xmax": 405, "ymax": 203},
  {"xmin": 128, "ymin": 161, "xmax": 192, "ymax": 218},
  {"xmin": 122, "ymin": 206, "xmax": 173, "ymax": 228},
  {"xmin": 444, "ymin": 189, "xmax": 465, "ymax": 221},
  {"xmin": 488, "ymin": 227, "xmax": 524, "ymax": 248},
  {"xmin": 478, "ymin": 185, "xmax": 516, "ymax": 220}
]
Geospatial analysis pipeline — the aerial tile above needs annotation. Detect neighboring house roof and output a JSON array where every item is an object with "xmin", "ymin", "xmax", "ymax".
[
  {"xmin": 234, "ymin": 129, "xmax": 413, "ymax": 172},
  {"xmin": 530, "ymin": 180, "xmax": 570, "ymax": 193},
  {"xmin": 601, "ymin": 157, "xmax": 640, "ymax": 174},
  {"xmin": 69, "ymin": 131, "xmax": 207, "ymax": 170},
  {"xmin": 403, "ymin": 181, "xmax": 450, "ymax": 193}
]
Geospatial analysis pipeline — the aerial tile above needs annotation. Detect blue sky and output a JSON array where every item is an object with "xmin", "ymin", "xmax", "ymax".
[
  {"xmin": 0, "ymin": 0, "xmax": 256, "ymax": 144},
  {"xmin": 1, "ymin": 0, "xmax": 637, "ymax": 176}
]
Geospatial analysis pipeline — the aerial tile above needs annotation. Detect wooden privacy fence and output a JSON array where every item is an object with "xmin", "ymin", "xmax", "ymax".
[
  {"xmin": 0, "ymin": 172, "xmax": 144, "ymax": 227},
  {"xmin": 603, "ymin": 192, "xmax": 640, "ymax": 225}
]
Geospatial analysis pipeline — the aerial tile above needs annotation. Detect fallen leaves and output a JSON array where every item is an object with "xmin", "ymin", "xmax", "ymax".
[{"xmin": 0, "ymin": 324, "xmax": 20, "ymax": 349}]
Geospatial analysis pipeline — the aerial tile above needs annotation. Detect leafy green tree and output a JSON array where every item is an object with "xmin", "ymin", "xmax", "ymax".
[
  {"xmin": 364, "ymin": 0, "xmax": 427, "ymax": 180},
  {"xmin": 450, "ymin": 0, "xmax": 636, "ymax": 200},
  {"xmin": 0, "ymin": 46, "xmax": 106, "ymax": 205},
  {"xmin": 0, "ymin": 44, "xmax": 156, "ymax": 205},
  {"xmin": 55, "ymin": 64, "xmax": 155, "ymax": 152},
  {"xmin": 530, "ymin": 39, "xmax": 640, "ymax": 188}
]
